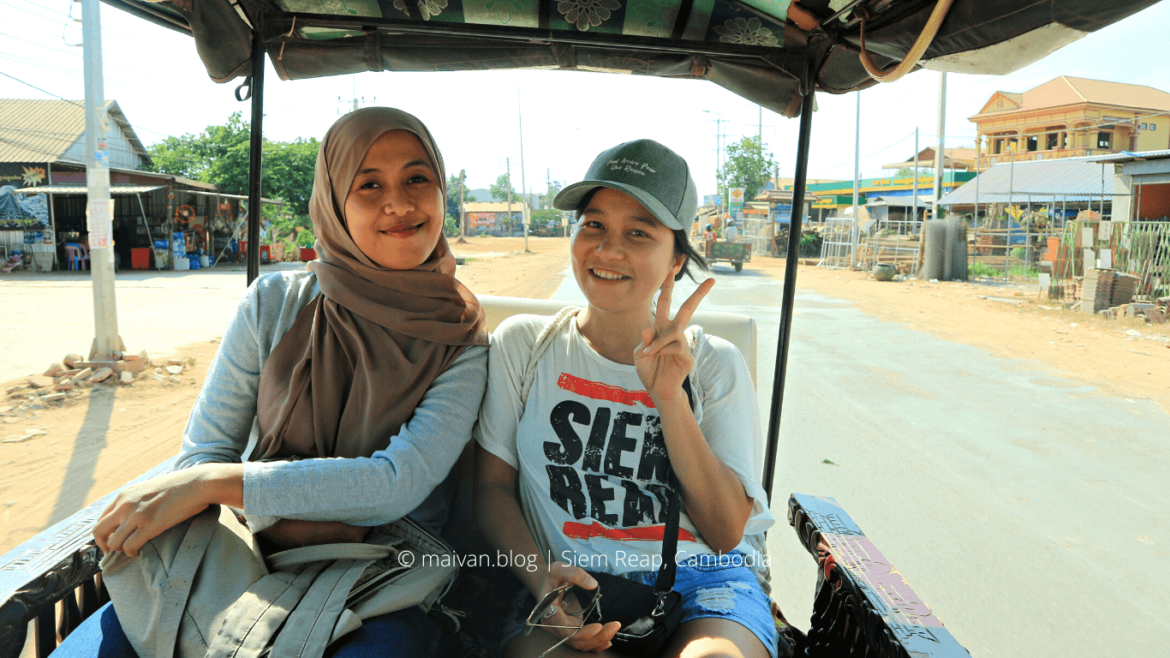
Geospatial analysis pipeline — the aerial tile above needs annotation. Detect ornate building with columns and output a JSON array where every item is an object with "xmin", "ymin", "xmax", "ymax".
[{"xmin": 969, "ymin": 76, "xmax": 1170, "ymax": 170}]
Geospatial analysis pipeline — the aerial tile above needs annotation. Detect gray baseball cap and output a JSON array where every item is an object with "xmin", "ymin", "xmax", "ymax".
[{"xmin": 554, "ymin": 139, "xmax": 698, "ymax": 231}]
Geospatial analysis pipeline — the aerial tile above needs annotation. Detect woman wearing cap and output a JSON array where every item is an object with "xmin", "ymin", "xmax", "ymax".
[
  {"xmin": 64, "ymin": 108, "xmax": 488, "ymax": 658},
  {"xmin": 476, "ymin": 140, "xmax": 777, "ymax": 658}
]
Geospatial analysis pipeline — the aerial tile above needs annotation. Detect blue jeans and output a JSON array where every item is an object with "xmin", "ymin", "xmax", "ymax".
[
  {"xmin": 52, "ymin": 602, "xmax": 454, "ymax": 658},
  {"xmin": 503, "ymin": 551, "xmax": 778, "ymax": 658}
]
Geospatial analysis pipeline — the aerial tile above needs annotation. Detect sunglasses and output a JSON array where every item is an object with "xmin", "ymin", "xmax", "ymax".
[{"xmin": 524, "ymin": 583, "xmax": 602, "ymax": 658}]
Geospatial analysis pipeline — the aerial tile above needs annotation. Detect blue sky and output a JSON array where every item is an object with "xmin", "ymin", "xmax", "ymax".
[{"xmin": 2, "ymin": 0, "xmax": 1168, "ymax": 197}]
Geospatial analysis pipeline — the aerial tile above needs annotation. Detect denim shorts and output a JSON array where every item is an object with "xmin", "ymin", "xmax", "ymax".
[{"xmin": 503, "ymin": 551, "xmax": 778, "ymax": 657}]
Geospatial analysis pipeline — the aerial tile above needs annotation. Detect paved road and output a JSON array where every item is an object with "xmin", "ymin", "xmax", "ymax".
[
  {"xmin": 552, "ymin": 262, "xmax": 1170, "ymax": 658},
  {"xmin": 0, "ymin": 263, "xmax": 296, "ymax": 382}
]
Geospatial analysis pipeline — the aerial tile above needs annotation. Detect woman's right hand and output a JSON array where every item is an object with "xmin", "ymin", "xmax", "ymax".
[
  {"xmin": 94, "ymin": 463, "xmax": 243, "ymax": 558},
  {"xmin": 532, "ymin": 562, "xmax": 621, "ymax": 653}
]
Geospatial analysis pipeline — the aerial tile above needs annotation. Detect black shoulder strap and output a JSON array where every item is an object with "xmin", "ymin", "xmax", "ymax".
[{"xmin": 652, "ymin": 377, "xmax": 694, "ymax": 595}]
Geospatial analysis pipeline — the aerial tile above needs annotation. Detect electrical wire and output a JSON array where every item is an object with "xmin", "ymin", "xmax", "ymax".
[{"xmin": 0, "ymin": 70, "xmax": 173, "ymax": 139}]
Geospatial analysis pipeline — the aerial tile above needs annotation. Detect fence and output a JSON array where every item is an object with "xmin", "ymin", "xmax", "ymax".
[
  {"xmin": 741, "ymin": 216, "xmax": 773, "ymax": 256},
  {"xmin": 819, "ymin": 217, "xmax": 856, "ymax": 269},
  {"xmin": 1048, "ymin": 220, "xmax": 1170, "ymax": 303}
]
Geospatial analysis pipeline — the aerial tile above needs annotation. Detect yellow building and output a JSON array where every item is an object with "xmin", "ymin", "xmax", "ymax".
[{"xmin": 970, "ymin": 76, "xmax": 1170, "ymax": 170}]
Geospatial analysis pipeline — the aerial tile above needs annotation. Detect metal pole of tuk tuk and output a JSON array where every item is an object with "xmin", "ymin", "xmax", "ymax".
[
  {"xmin": 762, "ymin": 90, "xmax": 815, "ymax": 501},
  {"xmin": 246, "ymin": 15, "xmax": 266, "ymax": 286}
]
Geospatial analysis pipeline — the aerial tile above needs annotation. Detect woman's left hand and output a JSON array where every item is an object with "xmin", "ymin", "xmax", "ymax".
[{"xmin": 635, "ymin": 274, "xmax": 715, "ymax": 402}]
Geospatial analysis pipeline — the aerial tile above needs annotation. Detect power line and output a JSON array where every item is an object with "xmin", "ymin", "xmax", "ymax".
[
  {"xmin": 0, "ymin": 70, "xmax": 172, "ymax": 139},
  {"xmin": 0, "ymin": 70, "xmax": 84, "ymax": 108}
]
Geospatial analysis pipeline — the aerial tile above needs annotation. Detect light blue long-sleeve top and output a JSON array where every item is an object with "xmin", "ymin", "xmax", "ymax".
[{"xmin": 175, "ymin": 269, "xmax": 488, "ymax": 535}]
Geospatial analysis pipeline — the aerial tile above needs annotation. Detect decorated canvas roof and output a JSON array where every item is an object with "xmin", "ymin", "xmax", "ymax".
[{"xmin": 105, "ymin": 0, "xmax": 1164, "ymax": 117}]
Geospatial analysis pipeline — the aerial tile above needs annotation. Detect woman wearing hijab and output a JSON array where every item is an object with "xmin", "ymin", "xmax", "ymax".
[{"xmin": 59, "ymin": 108, "xmax": 488, "ymax": 658}]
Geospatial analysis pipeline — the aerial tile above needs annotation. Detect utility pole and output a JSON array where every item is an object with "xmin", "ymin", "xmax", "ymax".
[
  {"xmin": 82, "ymin": 0, "xmax": 123, "ymax": 360},
  {"xmin": 457, "ymin": 169, "xmax": 467, "ymax": 244},
  {"xmin": 506, "ymin": 158, "xmax": 513, "ymax": 237},
  {"xmin": 912, "ymin": 127, "xmax": 919, "ymax": 228},
  {"xmin": 517, "ymin": 81, "xmax": 530, "ymax": 253},
  {"xmin": 933, "ymin": 72, "xmax": 947, "ymax": 222},
  {"xmin": 851, "ymin": 91, "xmax": 861, "ymax": 269}
]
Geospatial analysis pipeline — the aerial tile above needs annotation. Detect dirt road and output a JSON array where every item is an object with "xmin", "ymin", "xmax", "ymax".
[{"xmin": 4, "ymin": 239, "xmax": 1168, "ymax": 553}]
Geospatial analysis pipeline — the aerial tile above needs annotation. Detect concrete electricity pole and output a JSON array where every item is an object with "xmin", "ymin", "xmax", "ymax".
[
  {"xmin": 851, "ymin": 91, "xmax": 861, "ymax": 269},
  {"xmin": 933, "ymin": 72, "xmax": 947, "ymax": 222},
  {"xmin": 517, "ymin": 83, "xmax": 530, "ymax": 253},
  {"xmin": 457, "ymin": 169, "xmax": 467, "ymax": 244},
  {"xmin": 82, "ymin": 0, "xmax": 124, "ymax": 360},
  {"xmin": 506, "ymin": 158, "xmax": 513, "ymax": 236}
]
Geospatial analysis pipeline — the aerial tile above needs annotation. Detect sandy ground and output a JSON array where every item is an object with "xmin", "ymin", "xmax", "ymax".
[
  {"xmin": 758, "ymin": 258, "xmax": 1170, "ymax": 414},
  {"xmin": 4, "ymin": 237, "xmax": 1168, "ymax": 554}
]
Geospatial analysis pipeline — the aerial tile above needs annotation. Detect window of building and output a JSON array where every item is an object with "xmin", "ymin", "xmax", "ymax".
[
  {"xmin": 1097, "ymin": 131, "xmax": 1112, "ymax": 149},
  {"xmin": 1151, "ymin": 124, "xmax": 1157, "ymax": 132},
  {"xmin": 1140, "ymin": 123, "xmax": 1148, "ymax": 130},
  {"xmin": 1026, "ymin": 135, "xmax": 1038, "ymax": 151},
  {"xmin": 1047, "ymin": 133, "xmax": 1059, "ymax": 150},
  {"xmin": 994, "ymin": 139, "xmax": 1003, "ymax": 155}
]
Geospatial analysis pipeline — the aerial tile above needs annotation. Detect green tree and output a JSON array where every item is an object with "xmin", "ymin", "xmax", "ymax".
[
  {"xmin": 717, "ymin": 136, "xmax": 776, "ymax": 202},
  {"xmin": 489, "ymin": 173, "xmax": 515, "ymax": 204},
  {"xmin": 145, "ymin": 112, "xmax": 319, "ymax": 236},
  {"xmin": 446, "ymin": 171, "xmax": 476, "ymax": 225},
  {"xmin": 490, "ymin": 173, "xmax": 519, "ymax": 232}
]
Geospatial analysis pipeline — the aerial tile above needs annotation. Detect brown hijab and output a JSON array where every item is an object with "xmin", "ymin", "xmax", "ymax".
[{"xmin": 252, "ymin": 108, "xmax": 488, "ymax": 460}]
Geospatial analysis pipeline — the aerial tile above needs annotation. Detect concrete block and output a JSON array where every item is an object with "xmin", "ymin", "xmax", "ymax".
[
  {"xmin": 53, "ymin": 379, "xmax": 75, "ymax": 391},
  {"xmin": 63, "ymin": 353, "xmax": 83, "ymax": 368},
  {"xmin": 26, "ymin": 376, "xmax": 53, "ymax": 389},
  {"xmin": 120, "ymin": 371, "xmax": 134, "ymax": 384},
  {"xmin": 74, "ymin": 368, "xmax": 94, "ymax": 382},
  {"xmin": 44, "ymin": 363, "xmax": 66, "ymax": 377},
  {"xmin": 91, "ymin": 367, "xmax": 114, "ymax": 382}
]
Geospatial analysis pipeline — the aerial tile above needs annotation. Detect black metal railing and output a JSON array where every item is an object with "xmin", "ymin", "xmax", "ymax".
[{"xmin": 1, "ymin": 481, "xmax": 966, "ymax": 657}]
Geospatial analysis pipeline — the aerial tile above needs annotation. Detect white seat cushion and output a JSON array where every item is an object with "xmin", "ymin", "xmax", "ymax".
[{"xmin": 478, "ymin": 295, "xmax": 757, "ymax": 387}]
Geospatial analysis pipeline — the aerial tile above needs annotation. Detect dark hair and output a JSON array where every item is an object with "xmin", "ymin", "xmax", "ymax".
[{"xmin": 574, "ymin": 188, "xmax": 709, "ymax": 282}]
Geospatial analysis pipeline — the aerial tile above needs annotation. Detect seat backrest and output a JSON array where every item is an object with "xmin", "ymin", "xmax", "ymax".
[
  {"xmin": 478, "ymin": 295, "xmax": 757, "ymax": 387},
  {"xmin": 64, "ymin": 245, "xmax": 79, "ymax": 259}
]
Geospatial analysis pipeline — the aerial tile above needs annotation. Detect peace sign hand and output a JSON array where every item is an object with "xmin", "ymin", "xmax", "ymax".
[{"xmin": 634, "ymin": 273, "xmax": 715, "ymax": 403}]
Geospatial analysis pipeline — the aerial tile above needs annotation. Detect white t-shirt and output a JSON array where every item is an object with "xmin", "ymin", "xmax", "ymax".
[
  {"xmin": 476, "ymin": 314, "xmax": 774, "ymax": 576},
  {"xmin": 725, "ymin": 224, "xmax": 738, "ymax": 241}
]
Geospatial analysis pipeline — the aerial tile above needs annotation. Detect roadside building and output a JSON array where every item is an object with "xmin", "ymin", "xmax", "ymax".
[
  {"xmin": 801, "ymin": 172, "xmax": 974, "ymax": 219},
  {"xmin": 1, "ymin": 99, "xmax": 275, "ymax": 271},
  {"xmin": 1094, "ymin": 149, "xmax": 1170, "ymax": 222},
  {"xmin": 970, "ymin": 77, "xmax": 1170, "ymax": 170},
  {"xmin": 464, "ymin": 200, "xmax": 529, "ymax": 236},
  {"xmin": 882, "ymin": 147, "xmax": 979, "ymax": 173}
]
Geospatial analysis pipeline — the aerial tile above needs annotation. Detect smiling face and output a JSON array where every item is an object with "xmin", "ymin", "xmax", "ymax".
[
  {"xmin": 570, "ymin": 187, "xmax": 686, "ymax": 315},
  {"xmin": 342, "ymin": 130, "xmax": 444, "ymax": 270}
]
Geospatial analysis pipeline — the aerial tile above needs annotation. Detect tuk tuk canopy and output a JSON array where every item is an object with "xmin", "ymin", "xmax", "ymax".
[{"xmin": 107, "ymin": 0, "xmax": 1159, "ymax": 117}]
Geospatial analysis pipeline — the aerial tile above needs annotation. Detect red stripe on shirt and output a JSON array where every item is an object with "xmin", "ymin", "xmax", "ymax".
[
  {"xmin": 562, "ymin": 521, "xmax": 698, "ymax": 543},
  {"xmin": 557, "ymin": 373, "xmax": 655, "ymax": 408}
]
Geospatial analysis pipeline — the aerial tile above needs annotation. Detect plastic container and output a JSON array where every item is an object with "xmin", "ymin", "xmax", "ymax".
[
  {"xmin": 131, "ymin": 248, "xmax": 151, "ymax": 270},
  {"xmin": 174, "ymin": 257, "xmax": 190, "ymax": 271},
  {"xmin": 199, "ymin": 255, "xmax": 210, "ymax": 268}
]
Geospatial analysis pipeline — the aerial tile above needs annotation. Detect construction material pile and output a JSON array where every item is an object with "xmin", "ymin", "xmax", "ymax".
[
  {"xmin": 917, "ymin": 219, "xmax": 967, "ymax": 281},
  {"xmin": 1079, "ymin": 269, "xmax": 1116, "ymax": 315},
  {"xmin": 3, "ymin": 351, "xmax": 190, "ymax": 410},
  {"xmin": 1100, "ymin": 296, "xmax": 1170, "ymax": 324}
]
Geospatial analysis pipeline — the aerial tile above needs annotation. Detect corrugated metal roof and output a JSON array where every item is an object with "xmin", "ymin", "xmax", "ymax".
[
  {"xmin": 15, "ymin": 185, "xmax": 164, "ymax": 194},
  {"xmin": 0, "ymin": 99, "xmax": 151, "ymax": 166},
  {"xmin": 939, "ymin": 158, "xmax": 1114, "ymax": 205},
  {"xmin": 0, "ymin": 99, "xmax": 86, "ymax": 163},
  {"xmin": 1086, "ymin": 149, "xmax": 1170, "ymax": 163}
]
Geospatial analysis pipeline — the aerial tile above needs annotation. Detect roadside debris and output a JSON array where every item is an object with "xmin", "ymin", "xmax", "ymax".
[{"xmin": 4, "ymin": 350, "xmax": 194, "ymax": 415}]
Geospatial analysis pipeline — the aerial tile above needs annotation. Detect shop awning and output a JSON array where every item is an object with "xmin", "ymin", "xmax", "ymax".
[
  {"xmin": 16, "ymin": 185, "xmax": 284, "ymax": 205},
  {"xmin": 15, "ymin": 185, "xmax": 165, "ymax": 194},
  {"xmin": 868, "ymin": 195, "xmax": 934, "ymax": 207}
]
